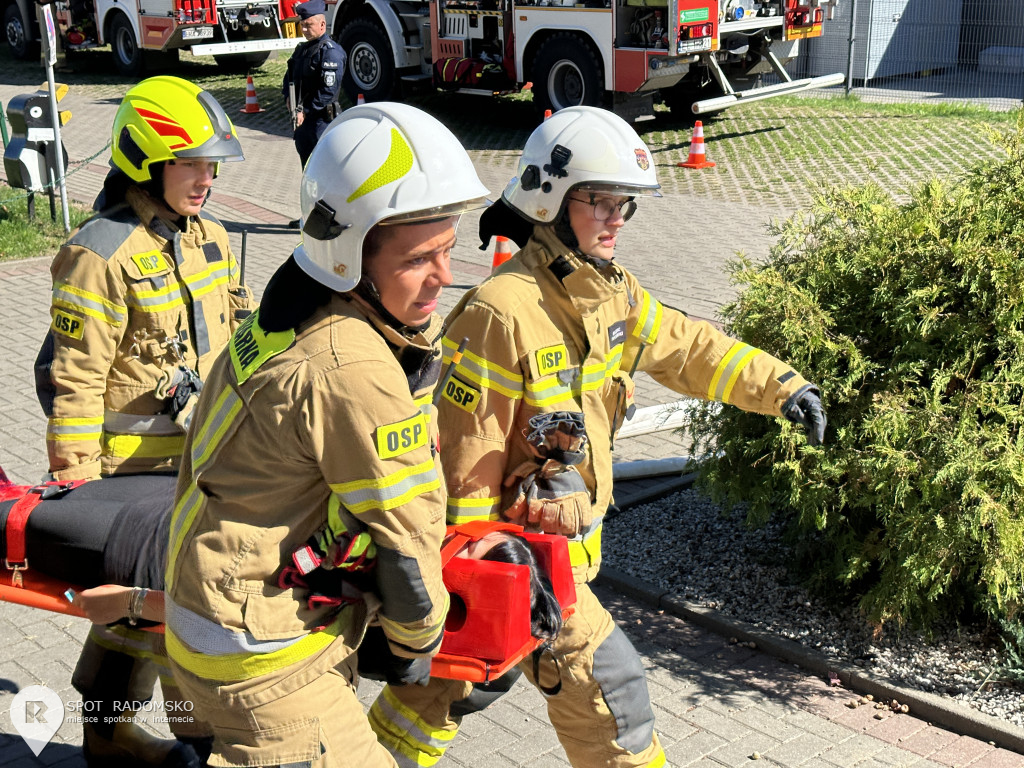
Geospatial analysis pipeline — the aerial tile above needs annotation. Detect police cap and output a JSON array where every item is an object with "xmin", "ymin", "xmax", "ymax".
[{"xmin": 295, "ymin": 0, "xmax": 326, "ymax": 19}]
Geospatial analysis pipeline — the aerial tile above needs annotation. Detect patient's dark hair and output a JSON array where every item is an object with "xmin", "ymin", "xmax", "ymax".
[{"xmin": 482, "ymin": 535, "xmax": 563, "ymax": 640}]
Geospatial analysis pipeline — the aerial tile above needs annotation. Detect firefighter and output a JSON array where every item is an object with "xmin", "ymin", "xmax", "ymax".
[
  {"xmin": 371, "ymin": 106, "xmax": 827, "ymax": 768},
  {"xmin": 165, "ymin": 102, "xmax": 489, "ymax": 767},
  {"xmin": 35, "ymin": 75, "xmax": 252, "ymax": 483},
  {"xmin": 30, "ymin": 75, "xmax": 252, "ymax": 768},
  {"xmin": 282, "ymin": 0, "xmax": 346, "ymax": 229}
]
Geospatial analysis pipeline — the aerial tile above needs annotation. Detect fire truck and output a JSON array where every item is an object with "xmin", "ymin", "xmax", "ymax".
[
  {"xmin": 3, "ymin": 0, "xmax": 305, "ymax": 75},
  {"xmin": 325, "ymin": 0, "xmax": 842, "ymax": 119}
]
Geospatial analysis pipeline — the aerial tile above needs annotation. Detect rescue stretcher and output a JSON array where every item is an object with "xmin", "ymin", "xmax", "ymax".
[{"xmin": 0, "ymin": 469, "xmax": 576, "ymax": 683}]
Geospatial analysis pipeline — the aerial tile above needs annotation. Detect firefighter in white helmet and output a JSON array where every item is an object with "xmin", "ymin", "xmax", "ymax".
[
  {"xmin": 371, "ymin": 106, "xmax": 826, "ymax": 768},
  {"xmin": 165, "ymin": 102, "xmax": 489, "ymax": 767}
]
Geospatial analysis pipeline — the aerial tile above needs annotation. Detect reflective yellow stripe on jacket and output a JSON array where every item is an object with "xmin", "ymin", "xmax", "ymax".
[
  {"xmin": 330, "ymin": 459, "xmax": 441, "ymax": 515},
  {"xmin": 446, "ymin": 495, "xmax": 501, "ymax": 524},
  {"xmin": 707, "ymin": 342, "xmax": 762, "ymax": 404},
  {"xmin": 127, "ymin": 260, "xmax": 234, "ymax": 312},
  {"xmin": 52, "ymin": 282, "xmax": 126, "ymax": 326},
  {"xmin": 441, "ymin": 338, "xmax": 523, "ymax": 400},
  {"xmin": 165, "ymin": 613, "xmax": 348, "ymax": 683},
  {"xmin": 524, "ymin": 346, "xmax": 624, "ymax": 408}
]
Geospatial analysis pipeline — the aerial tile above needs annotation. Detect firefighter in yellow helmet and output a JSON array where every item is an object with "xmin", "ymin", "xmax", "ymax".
[
  {"xmin": 165, "ymin": 102, "xmax": 490, "ymax": 767},
  {"xmin": 30, "ymin": 76, "xmax": 253, "ymax": 767},
  {"xmin": 35, "ymin": 75, "xmax": 252, "ymax": 482},
  {"xmin": 370, "ymin": 107, "xmax": 827, "ymax": 767}
]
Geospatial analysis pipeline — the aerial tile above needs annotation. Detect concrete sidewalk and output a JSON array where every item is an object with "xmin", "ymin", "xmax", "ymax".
[{"xmin": 0, "ymin": 79, "xmax": 1022, "ymax": 767}]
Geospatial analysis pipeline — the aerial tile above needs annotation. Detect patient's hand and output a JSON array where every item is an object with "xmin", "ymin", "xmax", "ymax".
[{"xmin": 74, "ymin": 585, "xmax": 165, "ymax": 625}]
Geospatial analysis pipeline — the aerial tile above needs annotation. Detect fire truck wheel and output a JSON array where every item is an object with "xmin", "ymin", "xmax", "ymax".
[
  {"xmin": 531, "ymin": 33, "xmax": 603, "ymax": 115},
  {"xmin": 338, "ymin": 17, "xmax": 396, "ymax": 103},
  {"xmin": 109, "ymin": 13, "xmax": 144, "ymax": 76},
  {"xmin": 4, "ymin": 3, "xmax": 38, "ymax": 60}
]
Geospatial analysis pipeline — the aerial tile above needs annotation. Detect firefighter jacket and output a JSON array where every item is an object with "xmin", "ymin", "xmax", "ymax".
[
  {"xmin": 438, "ymin": 226, "xmax": 813, "ymax": 581},
  {"xmin": 165, "ymin": 292, "xmax": 450, "ymax": 686},
  {"xmin": 35, "ymin": 187, "xmax": 252, "ymax": 481}
]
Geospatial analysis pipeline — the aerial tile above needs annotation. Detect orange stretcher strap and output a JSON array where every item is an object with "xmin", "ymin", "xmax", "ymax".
[{"xmin": 5, "ymin": 480, "xmax": 89, "ymax": 585}]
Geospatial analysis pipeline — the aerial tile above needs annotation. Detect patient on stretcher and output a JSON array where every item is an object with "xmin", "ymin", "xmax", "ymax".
[{"xmin": 0, "ymin": 474, "xmax": 565, "ymax": 645}]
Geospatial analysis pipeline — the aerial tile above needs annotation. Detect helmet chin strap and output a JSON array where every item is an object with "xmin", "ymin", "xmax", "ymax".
[
  {"xmin": 355, "ymin": 278, "xmax": 429, "ymax": 336},
  {"xmin": 551, "ymin": 211, "xmax": 612, "ymax": 272}
]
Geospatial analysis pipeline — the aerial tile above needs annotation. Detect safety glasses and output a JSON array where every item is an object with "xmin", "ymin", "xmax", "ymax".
[{"xmin": 567, "ymin": 194, "xmax": 638, "ymax": 222}]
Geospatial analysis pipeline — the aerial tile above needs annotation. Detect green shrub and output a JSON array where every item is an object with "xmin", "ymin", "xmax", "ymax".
[{"xmin": 686, "ymin": 111, "xmax": 1024, "ymax": 640}]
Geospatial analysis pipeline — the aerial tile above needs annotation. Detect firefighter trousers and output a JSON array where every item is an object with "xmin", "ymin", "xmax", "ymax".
[
  {"xmin": 370, "ymin": 584, "xmax": 666, "ymax": 768},
  {"xmin": 171, "ymin": 644, "xmax": 399, "ymax": 767},
  {"xmin": 73, "ymin": 624, "xmax": 210, "ymax": 742}
]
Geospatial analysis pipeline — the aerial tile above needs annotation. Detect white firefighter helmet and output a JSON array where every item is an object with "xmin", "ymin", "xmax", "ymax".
[
  {"xmin": 294, "ymin": 102, "xmax": 490, "ymax": 292},
  {"xmin": 503, "ymin": 106, "xmax": 660, "ymax": 225}
]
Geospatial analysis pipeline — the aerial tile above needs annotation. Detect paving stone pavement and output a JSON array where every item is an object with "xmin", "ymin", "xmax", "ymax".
[{"xmin": 1, "ymin": 81, "xmax": 1022, "ymax": 768}]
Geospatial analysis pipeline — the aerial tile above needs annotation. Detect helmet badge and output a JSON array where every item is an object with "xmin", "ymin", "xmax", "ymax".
[{"xmin": 634, "ymin": 148, "xmax": 650, "ymax": 171}]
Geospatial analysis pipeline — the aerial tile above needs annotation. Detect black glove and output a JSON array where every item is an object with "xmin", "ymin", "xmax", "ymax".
[
  {"xmin": 155, "ymin": 365, "xmax": 204, "ymax": 432},
  {"xmin": 382, "ymin": 655, "xmax": 432, "ymax": 687},
  {"xmin": 783, "ymin": 385, "xmax": 827, "ymax": 446},
  {"xmin": 358, "ymin": 627, "xmax": 433, "ymax": 687}
]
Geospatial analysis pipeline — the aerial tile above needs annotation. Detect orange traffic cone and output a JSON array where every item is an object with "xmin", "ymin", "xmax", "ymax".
[
  {"xmin": 677, "ymin": 120, "xmax": 714, "ymax": 169},
  {"xmin": 491, "ymin": 235, "xmax": 513, "ymax": 271},
  {"xmin": 240, "ymin": 76, "xmax": 264, "ymax": 114},
  {"xmin": 357, "ymin": 93, "xmax": 366, "ymax": 105}
]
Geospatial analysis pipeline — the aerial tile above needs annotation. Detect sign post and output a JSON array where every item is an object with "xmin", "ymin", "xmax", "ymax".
[{"xmin": 40, "ymin": 5, "xmax": 70, "ymax": 233}]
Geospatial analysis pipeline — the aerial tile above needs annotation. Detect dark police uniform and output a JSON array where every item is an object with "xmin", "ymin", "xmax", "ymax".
[{"xmin": 282, "ymin": 0, "xmax": 347, "ymax": 168}]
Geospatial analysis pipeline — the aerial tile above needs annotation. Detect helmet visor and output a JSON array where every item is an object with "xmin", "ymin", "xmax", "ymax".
[
  {"xmin": 573, "ymin": 182, "xmax": 662, "ymax": 198},
  {"xmin": 174, "ymin": 90, "xmax": 245, "ymax": 163},
  {"xmin": 378, "ymin": 196, "xmax": 490, "ymax": 226}
]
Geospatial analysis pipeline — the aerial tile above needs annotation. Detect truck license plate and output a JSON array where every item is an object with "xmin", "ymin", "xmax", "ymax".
[{"xmin": 182, "ymin": 26, "xmax": 214, "ymax": 40}]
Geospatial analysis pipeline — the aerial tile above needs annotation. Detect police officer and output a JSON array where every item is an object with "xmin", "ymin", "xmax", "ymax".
[
  {"xmin": 165, "ymin": 103, "xmax": 490, "ymax": 767},
  {"xmin": 32, "ymin": 76, "xmax": 253, "ymax": 767},
  {"xmin": 282, "ymin": 0, "xmax": 346, "ymax": 228},
  {"xmin": 370, "ymin": 107, "xmax": 827, "ymax": 767}
]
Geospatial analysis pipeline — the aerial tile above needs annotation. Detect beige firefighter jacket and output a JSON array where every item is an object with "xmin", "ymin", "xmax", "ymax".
[
  {"xmin": 165, "ymin": 292, "xmax": 449, "ymax": 685},
  {"xmin": 36, "ymin": 187, "xmax": 252, "ymax": 481},
  {"xmin": 438, "ymin": 226, "xmax": 813, "ymax": 581}
]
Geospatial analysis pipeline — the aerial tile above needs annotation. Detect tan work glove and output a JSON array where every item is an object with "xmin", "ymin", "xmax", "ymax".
[
  {"xmin": 504, "ymin": 459, "xmax": 592, "ymax": 536},
  {"xmin": 503, "ymin": 411, "xmax": 591, "ymax": 536}
]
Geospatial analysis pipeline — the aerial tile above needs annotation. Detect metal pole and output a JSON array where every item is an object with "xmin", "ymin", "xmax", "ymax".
[
  {"xmin": 0, "ymin": 103, "xmax": 8, "ymax": 149},
  {"xmin": 47, "ymin": 160, "xmax": 57, "ymax": 222},
  {"xmin": 846, "ymin": 0, "xmax": 858, "ymax": 95},
  {"xmin": 240, "ymin": 230, "xmax": 247, "ymax": 285},
  {"xmin": 44, "ymin": 59, "xmax": 70, "ymax": 232}
]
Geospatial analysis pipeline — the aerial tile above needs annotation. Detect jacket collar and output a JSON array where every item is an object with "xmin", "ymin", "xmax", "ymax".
[
  {"xmin": 344, "ymin": 292, "xmax": 444, "ymax": 355},
  {"xmin": 521, "ymin": 226, "xmax": 624, "ymax": 315},
  {"xmin": 127, "ymin": 186, "xmax": 208, "ymax": 244}
]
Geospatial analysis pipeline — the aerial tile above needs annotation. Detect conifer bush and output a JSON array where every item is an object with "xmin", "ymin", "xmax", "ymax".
[{"xmin": 686, "ymin": 113, "xmax": 1024, "ymax": 640}]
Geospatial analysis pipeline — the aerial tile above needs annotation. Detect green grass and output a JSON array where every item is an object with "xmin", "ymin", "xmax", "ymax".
[{"xmin": 0, "ymin": 191, "xmax": 92, "ymax": 262}]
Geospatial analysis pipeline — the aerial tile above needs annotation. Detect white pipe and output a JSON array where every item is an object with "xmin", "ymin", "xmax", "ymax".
[
  {"xmin": 693, "ymin": 72, "xmax": 846, "ymax": 113},
  {"xmin": 612, "ymin": 457, "xmax": 693, "ymax": 481}
]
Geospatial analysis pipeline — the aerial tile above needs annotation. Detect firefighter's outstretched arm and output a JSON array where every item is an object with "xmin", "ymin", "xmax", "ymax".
[{"xmin": 624, "ymin": 272, "xmax": 826, "ymax": 442}]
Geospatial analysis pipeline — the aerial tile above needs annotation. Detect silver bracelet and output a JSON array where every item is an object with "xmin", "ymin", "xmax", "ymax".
[{"xmin": 127, "ymin": 587, "xmax": 149, "ymax": 626}]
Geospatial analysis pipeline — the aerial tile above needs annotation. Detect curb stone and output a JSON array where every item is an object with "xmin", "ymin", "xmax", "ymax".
[{"xmin": 597, "ymin": 565, "xmax": 1024, "ymax": 756}]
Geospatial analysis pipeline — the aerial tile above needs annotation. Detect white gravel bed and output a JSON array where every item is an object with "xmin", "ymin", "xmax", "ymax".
[{"xmin": 603, "ymin": 487, "xmax": 1024, "ymax": 729}]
